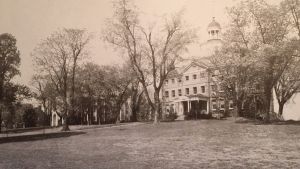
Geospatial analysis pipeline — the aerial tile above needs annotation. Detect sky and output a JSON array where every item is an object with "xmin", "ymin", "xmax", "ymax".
[{"xmin": 0, "ymin": 0, "xmax": 238, "ymax": 86}]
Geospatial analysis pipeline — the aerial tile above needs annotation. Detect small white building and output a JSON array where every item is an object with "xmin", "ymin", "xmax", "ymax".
[
  {"xmin": 51, "ymin": 111, "xmax": 62, "ymax": 127},
  {"xmin": 274, "ymin": 90, "xmax": 300, "ymax": 120}
]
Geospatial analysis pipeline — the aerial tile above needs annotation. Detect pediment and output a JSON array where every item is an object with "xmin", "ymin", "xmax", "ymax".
[{"xmin": 181, "ymin": 61, "xmax": 207, "ymax": 74}]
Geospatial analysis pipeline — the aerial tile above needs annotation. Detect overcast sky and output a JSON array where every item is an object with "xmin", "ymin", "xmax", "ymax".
[{"xmin": 0, "ymin": 0, "xmax": 280, "ymax": 86}]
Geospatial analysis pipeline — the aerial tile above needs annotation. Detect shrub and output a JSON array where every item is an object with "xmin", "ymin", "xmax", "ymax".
[
  {"xmin": 23, "ymin": 108, "xmax": 38, "ymax": 128},
  {"xmin": 165, "ymin": 111, "xmax": 178, "ymax": 121}
]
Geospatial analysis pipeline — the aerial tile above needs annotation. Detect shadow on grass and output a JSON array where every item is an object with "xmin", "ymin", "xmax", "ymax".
[
  {"xmin": 0, "ymin": 131, "xmax": 86, "ymax": 144},
  {"xmin": 235, "ymin": 118, "xmax": 300, "ymax": 126}
]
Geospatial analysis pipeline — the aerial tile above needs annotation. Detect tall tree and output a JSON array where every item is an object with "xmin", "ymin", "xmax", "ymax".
[
  {"xmin": 281, "ymin": 0, "xmax": 300, "ymax": 37},
  {"xmin": 0, "ymin": 33, "xmax": 21, "ymax": 132},
  {"xmin": 274, "ymin": 50, "xmax": 300, "ymax": 115},
  {"xmin": 31, "ymin": 74, "xmax": 58, "ymax": 125},
  {"xmin": 212, "ymin": 0, "xmax": 292, "ymax": 121},
  {"xmin": 273, "ymin": 0, "xmax": 300, "ymax": 116},
  {"xmin": 75, "ymin": 62, "xmax": 134, "ymax": 124},
  {"xmin": 103, "ymin": 0, "xmax": 196, "ymax": 123},
  {"xmin": 32, "ymin": 29, "xmax": 90, "ymax": 131}
]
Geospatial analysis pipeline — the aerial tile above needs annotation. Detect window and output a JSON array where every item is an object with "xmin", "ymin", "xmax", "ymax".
[
  {"xmin": 211, "ymin": 85, "xmax": 217, "ymax": 92},
  {"xmin": 172, "ymin": 79, "xmax": 175, "ymax": 84},
  {"xmin": 212, "ymin": 70, "xmax": 219, "ymax": 77},
  {"xmin": 185, "ymin": 76, "xmax": 189, "ymax": 81},
  {"xmin": 178, "ymin": 89, "xmax": 182, "ymax": 96},
  {"xmin": 200, "ymin": 72, "xmax": 205, "ymax": 78},
  {"xmin": 193, "ymin": 74, "xmax": 197, "ymax": 80},
  {"xmin": 165, "ymin": 80, "xmax": 168, "ymax": 85},
  {"xmin": 220, "ymin": 99, "xmax": 225, "ymax": 110},
  {"xmin": 201, "ymin": 86, "xmax": 205, "ymax": 93},
  {"xmin": 219, "ymin": 85, "xmax": 225, "ymax": 92},
  {"xmin": 193, "ymin": 87, "xmax": 197, "ymax": 94},
  {"xmin": 256, "ymin": 84, "xmax": 260, "ymax": 90},
  {"xmin": 172, "ymin": 90, "xmax": 175, "ymax": 97},
  {"xmin": 229, "ymin": 100, "xmax": 234, "ymax": 109},
  {"xmin": 165, "ymin": 91, "xmax": 169, "ymax": 98},
  {"xmin": 185, "ymin": 88, "xmax": 189, "ymax": 95},
  {"xmin": 178, "ymin": 78, "xmax": 182, "ymax": 83},
  {"xmin": 212, "ymin": 99, "xmax": 217, "ymax": 110}
]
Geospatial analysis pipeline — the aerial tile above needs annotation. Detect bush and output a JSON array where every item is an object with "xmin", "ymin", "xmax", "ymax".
[
  {"xmin": 165, "ymin": 111, "xmax": 178, "ymax": 121},
  {"xmin": 23, "ymin": 108, "xmax": 38, "ymax": 128}
]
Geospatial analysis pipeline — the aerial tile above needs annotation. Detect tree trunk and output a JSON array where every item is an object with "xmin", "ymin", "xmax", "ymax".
[
  {"xmin": 263, "ymin": 88, "xmax": 273, "ymax": 123},
  {"xmin": 131, "ymin": 106, "xmax": 137, "ymax": 122},
  {"xmin": 278, "ymin": 102, "xmax": 284, "ymax": 116},
  {"xmin": 0, "ymin": 81, "xmax": 3, "ymax": 133},
  {"xmin": 153, "ymin": 90, "xmax": 160, "ymax": 124},
  {"xmin": 131, "ymin": 90, "xmax": 143, "ymax": 122},
  {"xmin": 62, "ymin": 113, "xmax": 70, "ymax": 131},
  {"xmin": 62, "ymin": 93, "xmax": 70, "ymax": 131},
  {"xmin": 0, "ymin": 110, "xmax": 2, "ymax": 133}
]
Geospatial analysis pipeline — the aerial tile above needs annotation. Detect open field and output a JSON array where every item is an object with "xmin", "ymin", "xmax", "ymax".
[{"xmin": 1, "ymin": 119, "xmax": 300, "ymax": 169}]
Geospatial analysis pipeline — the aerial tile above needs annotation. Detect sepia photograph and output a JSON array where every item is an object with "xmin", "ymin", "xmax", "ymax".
[{"xmin": 1, "ymin": 0, "xmax": 300, "ymax": 168}]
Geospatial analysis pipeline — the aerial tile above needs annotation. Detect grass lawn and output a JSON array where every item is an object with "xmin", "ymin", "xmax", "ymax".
[{"xmin": 1, "ymin": 119, "xmax": 300, "ymax": 169}]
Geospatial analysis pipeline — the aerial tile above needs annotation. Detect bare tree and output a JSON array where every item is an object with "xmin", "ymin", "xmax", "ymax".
[
  {"xmin": 103, "ymin": 0, "xmax": 196, "ymax": 123},
  {"xmin": 31, "ymin": 74, "xmax": 58, "ymax": 125},
  {"xmin": 32, "ymin": 29, "xmax": 91, "ymax": 131}
]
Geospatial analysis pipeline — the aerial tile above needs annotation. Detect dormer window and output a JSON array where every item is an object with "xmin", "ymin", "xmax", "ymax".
[
  {"xmin": 193, "ymin": 74, "xmax": 197, "ymax": 80},
  {"xmin": 165, "ymin": 80, "xmax": 168, "ymax": 85}
]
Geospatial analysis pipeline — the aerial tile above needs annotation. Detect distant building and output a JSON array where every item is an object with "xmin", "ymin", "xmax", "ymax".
[{"xmin": 162, "ymin": 18, "xmax": 234, "ymax": 120}]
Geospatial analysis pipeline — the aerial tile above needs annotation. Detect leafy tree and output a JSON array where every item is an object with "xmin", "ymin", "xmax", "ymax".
[
  {"xmin": 75, "ymin": 62, "xmax": 135, "ymax": 124},
  {"xmin": 274, "ymin": 39, "xmax": 300, "ymax": 115},
  {"xmin": 211, "ymin": 0, "xmax": 296, "ymax": 121},
  {"xmin": 23, "ymin": 107, "xmax": 37, "ymax": 128},
  {"xmin": 0, "ymin": 33, "xmax": 21, "ymax": 132},
  {"xmin": 273, "ymin": 0, "xmax": 300, "ymax": 117},
  {"xmin": 281, "ymin": 0, "xmax": 300, "ymax": 37}
]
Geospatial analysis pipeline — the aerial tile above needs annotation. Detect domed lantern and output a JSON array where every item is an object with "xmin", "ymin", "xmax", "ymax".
[{"xmin": 207, "ymin": 17, "xmax": 221, "ymax": 40}]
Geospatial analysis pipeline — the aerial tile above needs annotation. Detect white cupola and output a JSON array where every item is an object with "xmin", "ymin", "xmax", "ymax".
[{"xmin": 207, "ymin": 17, "xmax": 221, "ymax": 40}]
